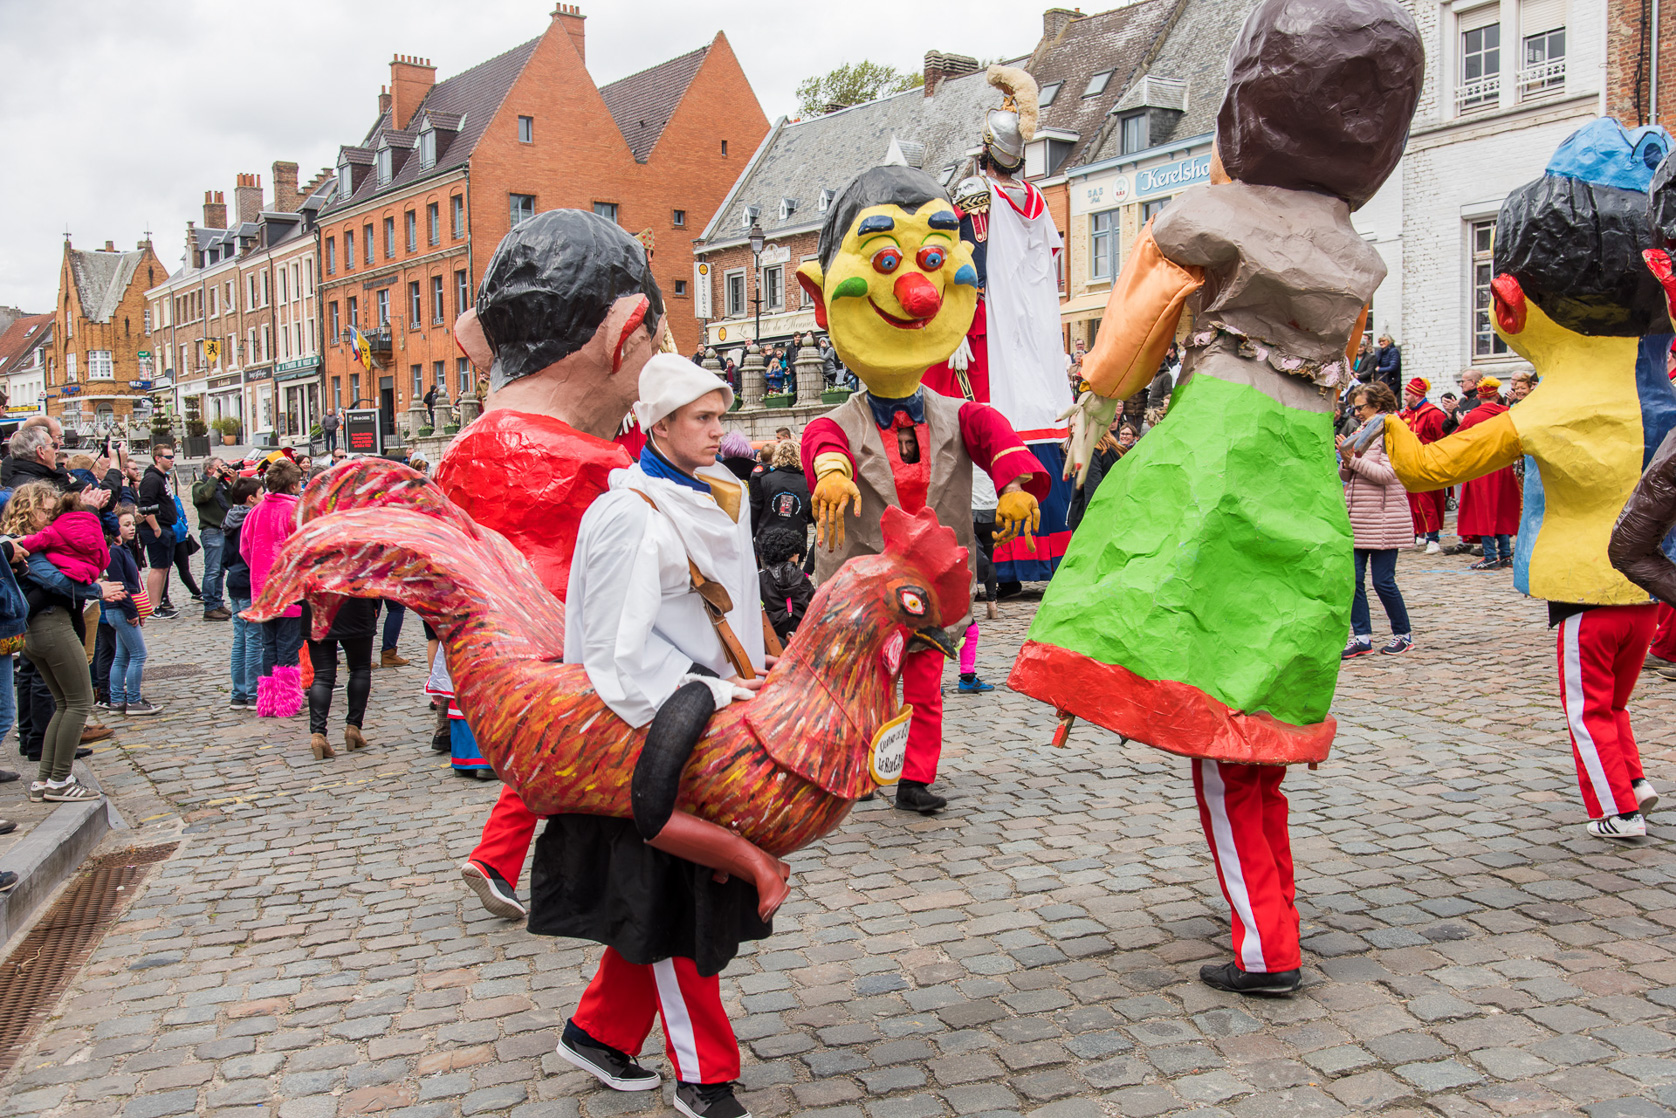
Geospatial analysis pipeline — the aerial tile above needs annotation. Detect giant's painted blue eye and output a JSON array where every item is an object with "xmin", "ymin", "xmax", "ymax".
[
  {"xmin": 916, "ymin": 246, "xmax": 946, "ymax": 271},
  {"xmin": 872, "ymin": 247, "xmax": 902, "ymax": 274}
]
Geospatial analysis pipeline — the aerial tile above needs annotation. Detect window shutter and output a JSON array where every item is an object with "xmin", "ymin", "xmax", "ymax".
[
  {"xmin": 1520, "ymin": 0, "xmax": 1564, "ymax": 33},
  {"xmin": 1459, "ymin": 2, "xmax": 1500, "ymax": 32}
]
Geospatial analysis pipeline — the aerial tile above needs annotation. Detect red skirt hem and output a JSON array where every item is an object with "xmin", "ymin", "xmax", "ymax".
[{"xmin": 1008, "ymin": 640, "xmax": 1335, "ymax": 765}]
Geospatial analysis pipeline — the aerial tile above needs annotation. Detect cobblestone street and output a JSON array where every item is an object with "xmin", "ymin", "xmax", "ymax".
[{"xmin": 5, "ymin": 546, "xmax": 1676, "ymax": 1118}]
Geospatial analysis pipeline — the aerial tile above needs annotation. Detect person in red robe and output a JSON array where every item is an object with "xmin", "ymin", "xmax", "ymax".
[
  {"xmin": 1398, "ymin": 377, "xmax": 1448, "ymax": 551},
  {"xmin": 1456, "ymin": 375, "xmax": 1520, "ymax": 570}
]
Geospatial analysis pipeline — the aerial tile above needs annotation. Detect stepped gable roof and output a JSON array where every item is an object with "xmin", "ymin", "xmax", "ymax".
[
  {"xmin": 0, "ymin": 313, "xmax": 51, "ymax": 374},
  {"xmin": 1030, "ymin": 0, "xmax": 1181, "ymax": 167},
  {"xmin": 68, "ymin": 248, "xmax": 146, "ymax": 323},
  {"xmin": 600, "ymin": 43, "xmax": 710, "ymax": 162},
  {"xmin": 701, "ymin": 68, "xmax": 1005, "ymax": 245},
  {"xmin": 1086, "ymin": 0, "xmax": 1257, "ymax": 163},
  {"xmin": 325, "ymin": 37, "xmax": 540, "ymax": 214}
]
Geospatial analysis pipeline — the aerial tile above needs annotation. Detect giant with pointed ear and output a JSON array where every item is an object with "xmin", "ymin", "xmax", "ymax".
[{"xmin": 796, "ymin": 166, "xmax": 979, "ymax": 398}]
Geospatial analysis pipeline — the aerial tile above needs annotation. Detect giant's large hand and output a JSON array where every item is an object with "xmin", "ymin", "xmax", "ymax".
[
  {"xmin": 994, "ymin": 487, "xmax": 1040, "ymax": 546},
  {"xmin": 1060, "ymin": 389, "xmax": 1119, "ymax": 486},
  {"xmin": 947, "ymin": 335, "xmax": 974, "ymax": 373},
  {"xmin": 812, "ymin": 472, "xmax": 862, "ymax": 552}
]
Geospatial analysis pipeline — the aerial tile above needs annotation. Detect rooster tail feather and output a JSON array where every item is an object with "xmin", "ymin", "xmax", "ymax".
[
  {"xmin": 244, "ymin": 507, "xmax": 564, "ymax": 662},
  {"xmin": 300, "ymin": 459, "xmax": 477, "ymax": 534}
]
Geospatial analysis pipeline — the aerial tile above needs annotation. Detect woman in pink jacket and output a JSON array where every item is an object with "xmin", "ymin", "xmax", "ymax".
[
  {"xmin": 1338, "ymin": 382, "xmax": 1414, "ymax": 657},
  {"xmin": 241, "ymin": 458, "xmax": 304, "ymax": 715}
]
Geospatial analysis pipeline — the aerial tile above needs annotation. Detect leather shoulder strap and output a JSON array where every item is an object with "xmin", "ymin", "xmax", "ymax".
[{"xmin": 630, "ymin": 489, "xmax": 755, "ymax": 680}]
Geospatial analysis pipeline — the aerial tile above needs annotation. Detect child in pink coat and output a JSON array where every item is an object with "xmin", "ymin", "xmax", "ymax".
[{"xmin": 16, "ymin": 506, "xmax": 110, "ymax": 584}]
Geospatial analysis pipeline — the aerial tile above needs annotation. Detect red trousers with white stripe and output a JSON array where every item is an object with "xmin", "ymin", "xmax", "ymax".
[
  {"xmin": 901, "ymin": 646, "xmax": 944, "ymax": 785},
  {"xmin": 1192, "ymin": 759, "xmax": 1300, "ymax": 974},
  {"xmin": 1557, "ymin": 603, "xmax": 1657, "ymax": 819},
  {"xmin": 471, "ymin": 785, "xmax": 540, "ymax": 888},
  {"xmin": 571, "ymin": 947, "xmax": 739, "ymax": 1084},
  {"xmin": 1651, "ymin": 603, "xmax": 1676, "ymax": 662}
]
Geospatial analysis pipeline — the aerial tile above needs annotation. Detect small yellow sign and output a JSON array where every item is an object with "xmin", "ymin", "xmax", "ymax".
[{"xmin": 869, "ymin": 705, "xmax": 912, "ymax": 786}]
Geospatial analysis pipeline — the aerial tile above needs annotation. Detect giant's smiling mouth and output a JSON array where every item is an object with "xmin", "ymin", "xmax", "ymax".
[{"xmin": 868, "ymin": 298, "xmax": 932, "ymax": 330}]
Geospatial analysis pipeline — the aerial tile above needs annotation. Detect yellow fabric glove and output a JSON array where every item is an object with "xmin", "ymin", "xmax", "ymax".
[
  {"xmin": 1381, "ymin": 412, "xmax": 1522, "ymax": 491},
  {"xmin": 994, "ymin": 487, "xmax": 1040, "ymax": 547},
  {"xmin": 811, "ymin": 462, "xmax": 862, "ymax": 552}
]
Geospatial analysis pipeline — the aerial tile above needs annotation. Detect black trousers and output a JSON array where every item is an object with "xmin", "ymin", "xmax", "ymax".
[
  {"xmin": 14, "ymin": 653, "xmax": 54, "ymax": 758},
  {"xmin": 308, "ymin": 636, "xmax": 373, "ymax": 734},
  {"xmin": 93, "ymin": 622, "xmax": 116, "ymax": 700}
]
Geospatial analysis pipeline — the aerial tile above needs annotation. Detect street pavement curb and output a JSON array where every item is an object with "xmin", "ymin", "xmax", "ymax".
[{"xmin": 0, "ymin": 761, "xmax": 122, "ymax": 944}]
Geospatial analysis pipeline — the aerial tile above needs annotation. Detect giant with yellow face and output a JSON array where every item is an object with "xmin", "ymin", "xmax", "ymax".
[{"xmin": 797, "ymin": 166, "xmax": 979, "ymax": 399}]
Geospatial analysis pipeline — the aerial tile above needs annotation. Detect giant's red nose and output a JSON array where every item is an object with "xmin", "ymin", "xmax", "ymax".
[{"xmin": 893, "ymin": 272, "xmax": 942, "ymax": 319}]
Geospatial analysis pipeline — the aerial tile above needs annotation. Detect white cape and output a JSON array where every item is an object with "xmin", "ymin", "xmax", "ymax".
[
  {"xmin": 563, "ymin": 462, "xmax": 763, "ymax": 729},
  {"xmin": 985, "ymin": 179, "xmax": 1072, "ymax": 439}
]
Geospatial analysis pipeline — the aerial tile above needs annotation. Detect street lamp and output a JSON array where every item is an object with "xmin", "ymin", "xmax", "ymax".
[{"xmin": 748, "ymin": 219, "xmax": 765, "ymax": 347}]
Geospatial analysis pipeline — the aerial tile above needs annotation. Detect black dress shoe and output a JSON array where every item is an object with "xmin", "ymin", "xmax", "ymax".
[
  {"xmin": 0, "ymin": 770, "xmax": 17, "ymax": 784},
  {"xmin": 894, "ymin": 780, "xmax": 946, "ymax": 814},
  {"xmin": 1199, "ymin": 961, "xmax": 1301, "ymax": 996},
  {"xmin": 75, "ymin": 747, "xmax": 92, "ymax": 759}
]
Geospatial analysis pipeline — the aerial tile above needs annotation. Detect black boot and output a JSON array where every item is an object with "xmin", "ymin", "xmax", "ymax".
[
  {"xmin": 1199, "ymin": 960, "xmax": 1301, "ymax": 996},
  {"xmin": 894, "ymin": 780, "xmax": 946, "ymax": 814}
]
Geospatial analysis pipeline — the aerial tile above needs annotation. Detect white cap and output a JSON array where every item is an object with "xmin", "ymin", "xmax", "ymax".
[{"xmin": 633, "ymin": 353, "xmax": 734, "ymax": 430}]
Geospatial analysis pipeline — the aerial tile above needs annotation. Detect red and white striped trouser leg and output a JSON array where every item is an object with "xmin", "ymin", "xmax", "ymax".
[
  {"xmin": 1557, "ymin": 604, "xmax": 1657, "ymax": 819},
  {"xmin": 1192, "ymin": 759, "xmax": 1300, "ymax": 974},
  {"xmin": 469, "ymin": 785, "xmax": 540, "ymax": 889},
  {"xmin": 571, "ymin": 948, "xmax": 740, "ymax": 1085}
]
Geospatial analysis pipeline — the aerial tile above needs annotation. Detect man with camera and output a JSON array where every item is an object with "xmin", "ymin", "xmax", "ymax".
[
  {"xmin": 138, "ymin": 445, "xmax": 180, "ymax": 621},
  {"xmin": 191, "ymin": 459, "xmax": 233, "ymax": 621}
]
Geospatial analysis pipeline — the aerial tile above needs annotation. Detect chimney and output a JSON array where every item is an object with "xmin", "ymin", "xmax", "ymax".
[
  {"xmin": 378, "ymin": 86, "xmax": 392, "ymax": 118},
  {"xmin": 103, "ymin": 240, "xmax": 115, "ymax": 252},
  {"xmin": 923, "ymin": 51, "xmax": 980, "ymax": 97},
  {"xmin": 389, "ymin": 55, "xmax": 436, "ymax": 131},
  {"xmin": 552, "ymin": 4, "xmax": 586, "ymax": 65},
  {"xmin": 272, "ymin": 161, "xmax": 301, "ymax": 212},
  {"xmin": 203, "ymin": 190, "xmax": 227, "ymax": 230},
  {"xmin": 1043, "ymin": 7, "xmax": 1079, "ymax": 41},
  {"xmin": 186, "ymin": 220, "xmax": 197, "ymax": 267},
  {"xmin": 234, "ymin": 172, "xmax": 263, "ymax": 225}
]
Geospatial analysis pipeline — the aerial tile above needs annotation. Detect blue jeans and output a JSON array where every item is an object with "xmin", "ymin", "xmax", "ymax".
[
  {"xmin": 0, "ymin": 653, "xmax": 16, "ymax": 746},
  {"xmin": 230, "ymin": 597, "xmax": 261, "ymax": 702},
  {"xmin": 200, "ymin": 526, "xmax": 225, "ymax": 612},
  {"xmin": 260, "ymin": 616, "xmax": 303, "ymax": 676},
  {"xmin": 1483, "ymin": 534, "xmax": 1514, "ymax": 563},
  {"xmin": 110, "ymin": 618, "xmax": 148, "ymax": 706},
  {"xmin": 382, "ymin": 601, "xmax": 405, "ymax": 653},
  {"xmin": 1351, "ymin": 548, "xmax": 1411, "ymax": 637}
]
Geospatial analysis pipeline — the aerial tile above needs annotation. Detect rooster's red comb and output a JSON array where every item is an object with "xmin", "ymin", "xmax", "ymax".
[{"xmin": 881, "ymin": 506, "xmax": 970, "ymax": 628}]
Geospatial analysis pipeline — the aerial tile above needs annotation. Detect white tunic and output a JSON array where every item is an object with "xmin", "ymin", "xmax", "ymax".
[
  {"xmin": 984, "ymin": 178, "xmax": 1071, "ymax": 439},
  {"xmin": 564, "ymin": 462, "xmax": 764, "ymax": 729}
]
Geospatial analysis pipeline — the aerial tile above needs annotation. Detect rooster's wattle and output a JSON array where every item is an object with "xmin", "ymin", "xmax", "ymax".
[{"xmin": 247, "ymin": 460, "xmax": 969, "ymax": 909}]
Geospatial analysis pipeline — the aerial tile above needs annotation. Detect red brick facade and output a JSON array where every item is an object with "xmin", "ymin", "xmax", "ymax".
[
  {"xmin": 1607, "ymin": 2, "xmax": 1676, "ymax": 133},
  {"xmin": 318, "ymin": 10, "xmax": 767, "ymax": 431},
  {"xmin": 49, "ymin": 240, "xmax": 169, "ymax": 427}
]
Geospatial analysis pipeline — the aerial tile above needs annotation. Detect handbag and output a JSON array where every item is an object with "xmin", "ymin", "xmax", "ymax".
[
  {"xmin": 132, "ymin": 587, "xmax": 154, "ymax": 621},
  {"xmin": 184, "ymin": 534, "xmax": 201, "ymax": 556}
]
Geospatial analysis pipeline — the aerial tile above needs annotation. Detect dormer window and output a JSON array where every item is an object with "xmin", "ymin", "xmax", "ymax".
[
  {"xmin": 1039, "ymin": 82, "xmax": 1062, "ymax": 106},
  {"xmin": 337, "ymin": 162, "xmax": 352, "ymax": 200},
  {"xmin": 377, "ymin": 148, "xmax": 393, "ymax": 186},
  {"xmin": 741, "ymin": 205, "xmax": 759, "ymax": 229},
  {"xmin": 779, "ymin": 198, "xmax": 798, "ymax": 221},
  {"xmin": 818, "ymin": 189, "xmax": 836, "ymax": 213},
  {"xmin": 419, "ymin": 128, "xmax": 436, "ymax": 169},
  {"xmin": 1083, "ymin": 70, "xmax": 1113, "ymax": 98}
]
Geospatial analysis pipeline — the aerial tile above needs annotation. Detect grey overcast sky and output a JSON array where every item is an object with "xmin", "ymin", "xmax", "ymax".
[{"xmin": 0, "ymin": 0, "xmax": 1045, "ymax": 312}]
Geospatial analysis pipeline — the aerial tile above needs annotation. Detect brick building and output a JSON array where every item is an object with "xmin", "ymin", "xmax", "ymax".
[
  {"xmin": 48, "ymin": 237, "xmax": 169, "ymax": 432},
  {"xmin": 0, "ymin": 313, "xmax": 52, "ymax": 423},
  {"xmin": 317, "ymin": 5, "xmax": 766, "ymax": 440},
  {"xmin": 1607, "ymin": 0, "xmax": 1676, "ymax": 133}
]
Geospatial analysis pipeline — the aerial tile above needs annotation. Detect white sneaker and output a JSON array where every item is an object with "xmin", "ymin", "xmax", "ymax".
[
  {"xmin": 1634, "ymin": 779, "xmax": 1659, "ymax": 814},
  {"xmin": 1587, "ymin": 813, "xmax": 1646, "ymax": 840},
  {"xmin": 1425, "ymin": 541, "xmax": 1442, "ymax": 554},
  {"xmin": 1414, "ymin": 535, "xmax": 1425, "ymax": 548}
]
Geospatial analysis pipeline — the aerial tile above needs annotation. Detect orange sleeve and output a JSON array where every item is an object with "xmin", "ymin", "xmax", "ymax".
[
  {"xmin": 1346, "ymin": 306, "xmax": 1369, "ymax": 367},
  {"xmin": 1079, "ymin": 225, "xmax": 1204, "ymax": 401}
]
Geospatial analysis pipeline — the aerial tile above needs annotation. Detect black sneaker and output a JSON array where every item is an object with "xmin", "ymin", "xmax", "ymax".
[
  {"xmin": 675, "ymin": 1081, "xmax": 751, "ymax": 1118},
  {"xmin": 153, "ymin": 606, "xmax": 179, "ymax": 620},
  {"xmin": 0, "ymin": 871, "xmax": 16, "ymax": 893},
  {"xmin": 894, "ymin": 780, "xmax": 946, "ymax": 814},
  {"xmin": 1380, "ymin": 635, "xmax": 1413, "ymax": 655},
  {"xmin": 121, "ymin": 700, "xmax": 161, "ymax": 716},
  {"xmin": 556, "ymin": 1022, "xmax": 661, "ymax": 1091},
  {"xmin": 460, "ymin": 860, "xmax": 527, "ymax": 920},
  {"xmin": 1199, "ymin": 961, "xmax": 1301, "ymax": 996}
]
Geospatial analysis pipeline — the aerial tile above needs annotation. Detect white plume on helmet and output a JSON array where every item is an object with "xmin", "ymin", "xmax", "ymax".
[{"xmin": 983, "ymin": 65, "xmax": 1040, "ymax": 169}]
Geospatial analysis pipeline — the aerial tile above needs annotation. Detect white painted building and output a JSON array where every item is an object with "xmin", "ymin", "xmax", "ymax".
[{"xmin": 1397, "ymin": 0, "xmax": 1605, "ymax": 394}]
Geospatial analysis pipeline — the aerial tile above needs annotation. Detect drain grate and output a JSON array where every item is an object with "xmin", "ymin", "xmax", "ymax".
[{"xmin": 0, "ymin": 842, "xmax": 177, "ymax": 1075}]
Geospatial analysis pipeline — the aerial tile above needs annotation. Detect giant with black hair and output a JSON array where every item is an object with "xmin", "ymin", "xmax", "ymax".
[
  {"xmin": 474, "ymin": 209, "xmax": 664, "ymax": 387},
  {"xmin": 816, "ymin": 166, "xmax": 945, "ymax": 272}
]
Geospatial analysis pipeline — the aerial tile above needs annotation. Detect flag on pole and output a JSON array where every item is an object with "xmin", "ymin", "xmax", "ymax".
[{"xmin": 351, "ymin": 326, "xmax": 372, "ymax": 369}]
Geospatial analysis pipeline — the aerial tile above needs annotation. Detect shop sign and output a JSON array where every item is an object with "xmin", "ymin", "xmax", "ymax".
[
  {"xmin": 1136, "ymin": 154, "xmax": 1213, "ymax": 199},
  {"xmin": 344, "ymin": 407, "xmax": 382, "ymax": 454},
  {"xmin": 1082, "ymin": 174, "xmax": 1132, "ymax": 211},
  {"xmin": 761, "ymin": 244, "xmax": 791, "ymax": 267},
  {"xmin": 274, "ymin": 357, "xmax": 320, "ymax": 383},
  {"xmin": 209, "ymin": 372, "xmax": 242, "ymax": 390}
]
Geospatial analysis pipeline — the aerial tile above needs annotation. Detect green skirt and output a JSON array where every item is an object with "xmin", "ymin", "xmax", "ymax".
[{"xmin": 1009, "ymin": 371, "xmax": 1351, "ymax": 764}]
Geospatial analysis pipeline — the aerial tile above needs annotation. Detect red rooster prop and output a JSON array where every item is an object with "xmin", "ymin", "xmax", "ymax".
[{"xmin": 247, "ymin": 460, "xmax": 968, "ymax": 915}]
